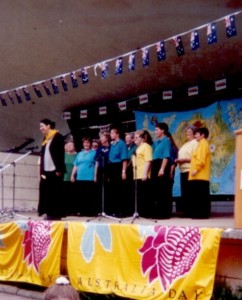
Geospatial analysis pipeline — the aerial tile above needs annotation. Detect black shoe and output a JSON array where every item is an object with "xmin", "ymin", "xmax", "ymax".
[{"xmin": 180, "ymin": 213, "xmax": 191, "ymax": 218}]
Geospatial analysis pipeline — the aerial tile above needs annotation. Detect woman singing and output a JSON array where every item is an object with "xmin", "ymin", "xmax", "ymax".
[
  {"xmin": 38, "ymin": 118, "xmax": 66, "ymax": 220},
  {"xmin": 108, "ymin": 127, "xmax": 128, "ymax": 217},
  {"xmin": 71, "ymin": 137, "xmax": 97, "ymax": 216},
  {"xmin": 151, "ymin": 122, "xmax": 172, "ymax": 219},
  {"xmin": 132, "ymin": 130, "xmax": 153, "ymax": 217}
]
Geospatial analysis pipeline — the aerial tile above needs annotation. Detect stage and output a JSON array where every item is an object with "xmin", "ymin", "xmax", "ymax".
[{"xmin": 0, "ymin": 210, "xmax": 238, "ymax": 237}]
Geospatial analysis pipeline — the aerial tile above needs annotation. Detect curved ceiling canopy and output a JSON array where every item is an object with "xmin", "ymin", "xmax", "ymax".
[{"xmin": 0, "ymin": 0, "xmax": 242, "ymax": 150}]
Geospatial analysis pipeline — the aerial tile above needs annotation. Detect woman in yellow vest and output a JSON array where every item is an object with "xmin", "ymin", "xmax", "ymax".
[{"xmin": 188, "ymin": 127, "xmax": 211, "ymax": 219}]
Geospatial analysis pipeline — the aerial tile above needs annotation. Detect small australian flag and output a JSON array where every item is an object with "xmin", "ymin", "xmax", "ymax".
[
  {"xmin": 7, "ymin": 92, "xmax": 14, "ymax": 104},
  {"xmin": 207, "ymin": 23, "xmax": 217, "ymax": 44},
  {"xmin": 157, "ymin": 41, "xmax": 166, "ymax": 61},
  {"xmin": 70, "ymin": 72, "xmax": 78, "ymax": 88},
  {"xmin": 101, "ymin": 62, "xmax": 108, "ymax": 79},
  {"xmin": 174, "ymin": 36, "xmax": 185, "ymax": 57},
  {"xmin": 0, "ymin": 95, "xmax": 7, "ymax": 106},
  {"xmin": 142, "ymin": 48, "xmax": 149, "ymax": 66},
  {"xmin": 14, "ymin": 89, "xmax": 22, "ymax": 103},
  {"xmin": 128, "ymin": 53, "xmax": 135, "ymax": 71},
  {"xmin": 81, "ymin": 68, "xmax": 89, "ymax": 84},
  {"xmin": 115, "ymin": 57, "xmax": 123, "ymax": 75},
  {"xmin": 190, "ymin": 30, "xmax": 200, "ymax": 50},
  {"xmin": 42, "ymin": 82, "xmax": 52, "ymax": 96},
  {"xmin": 22, "ymin": 87, "xmax": 31, "ymax": 101},
  {"xmin": 225, "ymin": 15, "xmax": 237, "ymax": 38},
  {"xmin": 61, "ymin": 76, "xmax": 68, "ymax": 91},
  {"xmin": 50, "ymin": 79, "xmax": 59, "ymax": 94},
  {"xmin": 33, "ymin": 84, "xmax": 42, "ymax": 98}
]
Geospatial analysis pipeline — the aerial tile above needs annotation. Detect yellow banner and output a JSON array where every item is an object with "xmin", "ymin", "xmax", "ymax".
[
  {"xmin": 67, "ymin": 223, "xmax": 222, "ymax": 300},
  {"xmin": 0, "ymin": 220, "xmax": 65, "ymax": 287}
]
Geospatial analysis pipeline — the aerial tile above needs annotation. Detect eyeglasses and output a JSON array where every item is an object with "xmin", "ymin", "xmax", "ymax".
[{"xmin": 134, "ymin": 136, "xmax": 141, "ymax": 139}]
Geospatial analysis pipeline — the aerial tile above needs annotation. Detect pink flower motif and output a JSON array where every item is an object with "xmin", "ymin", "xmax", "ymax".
[
  {"xmin": 22, "ymin": 221, "xmax": 52, "ymax": 272},
  {"xmin": 139, "ymin": 226, "xmax": 201, "ymax": 291}
]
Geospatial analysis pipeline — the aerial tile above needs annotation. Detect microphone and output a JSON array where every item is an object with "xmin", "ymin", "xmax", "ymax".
[
  {"xmin": 26, "ymin": 138, "xmax": 35, "ymax": 143},
  {"xmin": 7, "ymin": 146, "xmax": 16, "ymax": 152},
  {"xmin": 26, "ymin": 146, "xmax": 39, "ymax": 151}
]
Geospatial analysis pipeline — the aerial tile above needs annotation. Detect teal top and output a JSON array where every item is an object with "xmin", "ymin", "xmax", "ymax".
[
  {"xmin": 152, "ymin": 136, "xmax": 171, "ymax": 160},
  {"xmin": 73, "ymin": 149, "xmax": 96, "ymax": 181},
  {"xmin": 109, "ymin": 139, "xmax": 128, "ymax": 163},
  {"xmin": 127, "ymin": 143, "xmax": 137, "ymax": 160}
]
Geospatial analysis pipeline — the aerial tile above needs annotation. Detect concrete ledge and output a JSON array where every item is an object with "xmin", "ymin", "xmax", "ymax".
[
  {"xmin": 222, "ymin": 228, "xmax": 242, "ymax": 240},
  {"xmin": 17, "ymin": 288, "xmax": 44, "ymax": 299},
  {"xmin": 0, "ymin": 283, "xmax": 44, "ymax": 299}
]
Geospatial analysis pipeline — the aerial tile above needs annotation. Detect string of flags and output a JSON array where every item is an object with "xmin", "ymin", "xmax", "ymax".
[
  {"xmin": 63, "ymin": 76, "xmax": 228, "ymax": 120},
  {"xmin": 0, "ymin": 11, "xmax": 241, "ymax": 108}
]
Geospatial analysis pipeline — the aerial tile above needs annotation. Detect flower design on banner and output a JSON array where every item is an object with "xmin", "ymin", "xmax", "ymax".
[
  {"xmin": 139, "ymin": 226, "xmax": 201, "ymax": 291},
  {"xmin": 80, "ymin": 223, "xmax": 112, "ymax": 262},
  {"xmin": 22, "ymin": 221, "xmax": 52, "ymax": 272}
]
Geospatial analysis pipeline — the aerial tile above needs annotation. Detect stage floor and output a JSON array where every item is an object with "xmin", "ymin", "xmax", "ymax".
[
  {"xmin": 0, "ymin": 210, "xmax": 235, "ymax": 229},
  {"xmin": 0, "ymin": 211, "xmax": 241, "ymax": 244}
]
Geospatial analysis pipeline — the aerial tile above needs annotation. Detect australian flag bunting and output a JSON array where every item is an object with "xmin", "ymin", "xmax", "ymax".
[
  {"xmin": 7, "ymin": 92, "xmax": 14, "ymax": 104},
  {"xmin": 42, "ymin": 82, "xmax": 52, "ymax": 96},
  {"xmin": 101, "ymin": 62, "xmax": 108, "ymax": 79},
  {"xmin": 118, "ymin": 101, "xmax": 127, "ymax": 111},
  {"xmin": 80, "ymin": 109, "xmax": 88, "ymax": 119},
  {"xmin": 156, "ymin": 41, "xmax": 166, "ymax": 61},
  {"xmin": 50, "ymin": 79, "xmax": 59, "ymax": 94},
  {"xmin": 22, "ymin": 87, "xmax": 31, "ymax": 101},
  {"xmin": 225, "ymin": 15, "xmax": 237, "ymax": 38},
  {"xmin": 128, "ymin": 53, "xmax": 135, "ymax": 71},
  {"xmin": 61, "ymin": 76, "xmax": 68, "ymax": 91},
  {"xmin": 0, "ymin": 95, "xmax": 7, "ymax": 106},
  {"xmin": 207, "ymin": 23, "xmax": 217, "ymax": 44},
  {"xmin": 173, "ymin": 36, "xmax": 185, "ymax": 57},
  {"xmin": 142, "ymin": 48, "xmax": 149, "ymax": 66},
  {"xmin": 63, "ymin": 111, "xmax": 71, "ymax": 120},
  {"xmin": 14, "ymin": 89, "xmax": 22, "ymax": 103},
  {"xmin": 190, "ymin": 30, "xmax": 200, "ymax": 50},
  {"xmin": 139, "ymin": 94, "xmax": 148, "ymax": 105},
  {"xmin": 70, "ymin": 72, "xmax": 78, "ymax": 88},
  {"xmin": 115, "ymin": 57, "xmax": 123, "ymax": 75},
  {"xmin": 33, "ymin": 84, "xmax": 42, "ymax": 98},
  {"xmin": 81, "ymin": 68, "xmax": 89, "ymax": 84}
]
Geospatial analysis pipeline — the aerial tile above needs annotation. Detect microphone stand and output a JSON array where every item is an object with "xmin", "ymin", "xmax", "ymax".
[
  {"xmin": 120, "ymin": 155, "xmax": 139, "ymax": 223},
  {"xmin": 98, "ymin": 156, "xmax": 121, "ymax": 222},
  {"xmin": 0, "ymin": 152, "xmax": 12, "ymax": 218},
  {"xmin": 0, "ymin": 151, "xmax": 33, "ymax": 220},
  {"xmin": 87, "ymin": 155, "xmax": 121, "ymax": 223},
  {"xmin": 121, "ymin": 153, "xmax": 156, "ymax": 224}
]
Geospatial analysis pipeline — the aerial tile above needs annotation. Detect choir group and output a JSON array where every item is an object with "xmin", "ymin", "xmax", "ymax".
[{"xmin": 38, "ymin": 119, "xmax": 211, "ymax": 220}]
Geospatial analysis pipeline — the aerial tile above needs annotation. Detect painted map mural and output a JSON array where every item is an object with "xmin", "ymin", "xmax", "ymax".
[{"xmin": 135, "ymin": 98, "xmax": 242, "ymax": 196}]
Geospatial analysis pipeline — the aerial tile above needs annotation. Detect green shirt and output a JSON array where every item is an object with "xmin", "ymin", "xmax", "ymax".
[{"xmin": 64, "ymin": 153, "xmax": 77, "ymax": 181}]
